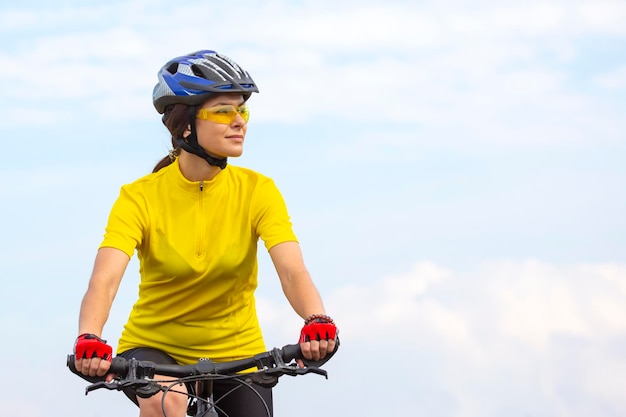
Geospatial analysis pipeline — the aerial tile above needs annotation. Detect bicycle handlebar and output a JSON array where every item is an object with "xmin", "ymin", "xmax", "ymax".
[{"xmin": 67, "ymin": 342, "xmax": 335, "ymax": 395}]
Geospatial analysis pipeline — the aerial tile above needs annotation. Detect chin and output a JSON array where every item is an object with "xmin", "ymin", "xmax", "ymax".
[{"xmin": 228, "ymin": 147, "xmax": 244, "ymax": 158}]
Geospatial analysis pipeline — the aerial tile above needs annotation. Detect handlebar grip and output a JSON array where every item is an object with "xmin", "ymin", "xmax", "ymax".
[
  {"xmin": 280, "ymin": 344, "xmax": 303, "ymax": 362},
  {"xmin": 66, "ymin": 354, "xmax": 128, "ymax": 383}
]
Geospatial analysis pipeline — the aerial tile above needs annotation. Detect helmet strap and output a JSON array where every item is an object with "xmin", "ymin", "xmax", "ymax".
[{"xmin": 174, "ymin": 106, "xmax": 228, "ymax": 170}]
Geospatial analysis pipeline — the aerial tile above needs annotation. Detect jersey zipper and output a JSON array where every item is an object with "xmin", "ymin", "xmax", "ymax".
[{"xmin": 197, "ymin": 181, "xmax": 205, "ymax": 257}]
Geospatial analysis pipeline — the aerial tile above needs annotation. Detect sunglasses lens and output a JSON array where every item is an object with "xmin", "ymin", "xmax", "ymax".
[
  {"xmin": 238, "ymin": 105, "xmax": 250, "ymax": 122},
  {"xmin": 197, "ymin": 105, "xmax": 249, "ymax": 124}
]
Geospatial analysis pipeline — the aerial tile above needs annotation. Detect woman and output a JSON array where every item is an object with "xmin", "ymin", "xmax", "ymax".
[{"xmin": 73, "ymin": 50, "xmax": 337, "ymax": 417}]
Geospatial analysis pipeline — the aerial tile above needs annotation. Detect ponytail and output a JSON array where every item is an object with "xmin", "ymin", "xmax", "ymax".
[{"xmin": 152, "ymin": 149, "xmax": 179, "ymax": 173}]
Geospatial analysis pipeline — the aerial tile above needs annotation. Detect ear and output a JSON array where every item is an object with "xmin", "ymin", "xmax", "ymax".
[{"xmin": 183, "ymin": 124, "xmax": 191, "ymax": 138}]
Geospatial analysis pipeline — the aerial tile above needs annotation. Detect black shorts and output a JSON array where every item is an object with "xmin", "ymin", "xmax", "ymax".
[{"xmin": 118, "ymin": 347, "xmax": 273, "ymax": 417}]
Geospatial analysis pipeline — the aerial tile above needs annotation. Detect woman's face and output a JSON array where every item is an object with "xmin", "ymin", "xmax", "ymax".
[{"xmin": 194, "ymin": 94, "xmax": 248, "ymax": 158}]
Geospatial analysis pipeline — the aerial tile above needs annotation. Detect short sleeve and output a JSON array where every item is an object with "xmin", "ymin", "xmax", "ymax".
[
  {"xmin": 252, "ymin": 178, "xmax": 298, "ymax": 251},
  {"xmin": 99, "ymin": 185, "xmax": 146, "ymax": 258}
]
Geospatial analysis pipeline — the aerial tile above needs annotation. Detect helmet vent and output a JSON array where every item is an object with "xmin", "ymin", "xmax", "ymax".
[
  {"xmin": 190, "ymin": 64, "xmax": 206, "ymax": 78},
  {"xmin": 166, "ymin": 62, "xmax": 179, "ymax": 74}
]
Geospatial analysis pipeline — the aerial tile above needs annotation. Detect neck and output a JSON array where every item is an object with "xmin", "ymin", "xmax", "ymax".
[{"xmin": 178, "ymin": 151, "xmax": 222, "ymax": 181}]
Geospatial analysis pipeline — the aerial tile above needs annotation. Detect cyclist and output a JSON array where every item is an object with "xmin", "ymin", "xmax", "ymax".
[{"xmin": 73, "ymin": 50, "xmax": 338, "ymax": 417}]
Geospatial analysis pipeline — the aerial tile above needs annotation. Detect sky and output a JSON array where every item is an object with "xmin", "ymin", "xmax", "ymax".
[{"xmin": 0, "ymin": 0, "xmax": 625, "ymax": 416}]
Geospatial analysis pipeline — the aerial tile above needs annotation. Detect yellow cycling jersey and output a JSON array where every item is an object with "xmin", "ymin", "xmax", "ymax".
[{"xmin": 100, "ymin": 159, "xmax": 297, "ymax": 364}]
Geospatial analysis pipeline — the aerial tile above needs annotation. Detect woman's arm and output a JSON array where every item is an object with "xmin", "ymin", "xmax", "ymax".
[
  {"xmin": 75, "ymin": 247, "xmax": 130, "ymax": 377},
  {"xmin": 269, "ymin": 241, "xmax": 336, "ymax": 361},
  {"xmin": 269, "ymin": 241, "xmax": 325, "ymax": 317}
]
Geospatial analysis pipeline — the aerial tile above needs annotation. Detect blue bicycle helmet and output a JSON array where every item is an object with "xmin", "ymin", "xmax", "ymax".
[
  {"xmin": 153, "ymin": 50, "xmax": 259, "ymax": 169},
  {"xmin": 153, "ymin": 50, "xmax": 259, "ymax": 114}
]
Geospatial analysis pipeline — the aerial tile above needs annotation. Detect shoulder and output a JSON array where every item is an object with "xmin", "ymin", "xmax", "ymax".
[
  {"xmin": 121, "ymin": 166, "xmax": 170, "ymax": 192},
  {"xmin": 113, "ymin": 167, "xmax": 173, "ymax": 206}
]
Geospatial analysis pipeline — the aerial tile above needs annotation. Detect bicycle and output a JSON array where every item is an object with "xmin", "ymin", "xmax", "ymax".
[{"xmin": 67, "ymin": 343, "xmax": 336, "ymax": 417}]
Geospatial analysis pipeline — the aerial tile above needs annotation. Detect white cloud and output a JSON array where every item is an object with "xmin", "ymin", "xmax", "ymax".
[
  {"xmin": 2, "ymin": 0, "xmax": 625, "ymax": 146},
  {"xmin": 258, "ymin": 259, "xmax": 626, "ymax": 416},
  {"xmin": 578, "ymin": 1, "xmax": 626, "ymax": 33},
  {"xmin": 595, "ymin": 65, "xmax": 626, "ymax": 89}
]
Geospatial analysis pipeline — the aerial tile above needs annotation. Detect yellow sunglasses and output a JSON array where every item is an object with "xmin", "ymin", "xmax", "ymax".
[{"xmin": 196, "ymin": 104, "xmax": 250, "ymax": 124}]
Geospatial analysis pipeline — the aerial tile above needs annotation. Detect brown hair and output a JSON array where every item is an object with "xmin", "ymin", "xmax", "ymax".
[{"xmin": 152, "ymin": 104, "xmax": 192, "ymax": 172}]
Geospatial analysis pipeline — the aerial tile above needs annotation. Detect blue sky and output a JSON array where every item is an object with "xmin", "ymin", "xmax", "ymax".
[{"xmin": 1, "ymin": 1, "xmax": 625, "ymax": 416}]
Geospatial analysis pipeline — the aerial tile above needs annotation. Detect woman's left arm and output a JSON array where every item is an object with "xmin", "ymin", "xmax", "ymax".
[{"xmin": 269, "ymin": 241, "xmax": 337, "ymax": 360}]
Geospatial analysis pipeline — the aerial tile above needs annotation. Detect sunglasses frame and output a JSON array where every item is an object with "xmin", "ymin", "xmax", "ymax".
[{"xmin": 196, "ymin": 104, "xmax": 250, "ymax": 124}]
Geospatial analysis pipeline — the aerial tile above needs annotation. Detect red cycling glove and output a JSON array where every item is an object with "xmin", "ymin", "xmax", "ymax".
[
  {"xmin": 299, "ymin": 314, "xmax": 338, "ymax": 343},
  {"xmin": 74, "ymin": 333, "xmax": 113, "ymax": 361}
]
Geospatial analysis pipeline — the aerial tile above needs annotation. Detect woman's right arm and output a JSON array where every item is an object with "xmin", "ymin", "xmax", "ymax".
[{"xmin": 75, "ymin": 247, "xmax": 130, "ymax": 377}]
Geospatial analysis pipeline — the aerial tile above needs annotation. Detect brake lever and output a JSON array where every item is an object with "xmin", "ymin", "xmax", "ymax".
[
  {"xmin": 85, "ymin": 378, "xmax": 163, "ymax": 399},
  {"xmin": 264, "ymin": 363, "xmax": 328, "ymax": 379},
  {"xmin": 297, "ymin": 366, "xmax": 328, "ymax": 378},
  {"xmin": 85, "ymin": 380, "xmax": 123, "ymax": 395}
]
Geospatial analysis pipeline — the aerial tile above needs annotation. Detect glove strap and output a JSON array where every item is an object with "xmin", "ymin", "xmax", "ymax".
[{"xmin": 299, "ymin": 315, "xmax": 338, "ymax": 343}]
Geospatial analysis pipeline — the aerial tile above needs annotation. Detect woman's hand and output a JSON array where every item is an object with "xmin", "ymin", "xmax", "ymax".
[
  {"xmin": 73, "ymin": 334, "xmax": 114, "ymax": 379},
  {"xmin": 298, "ymin": 315, "xmax": 338, "ymax": 367}
]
